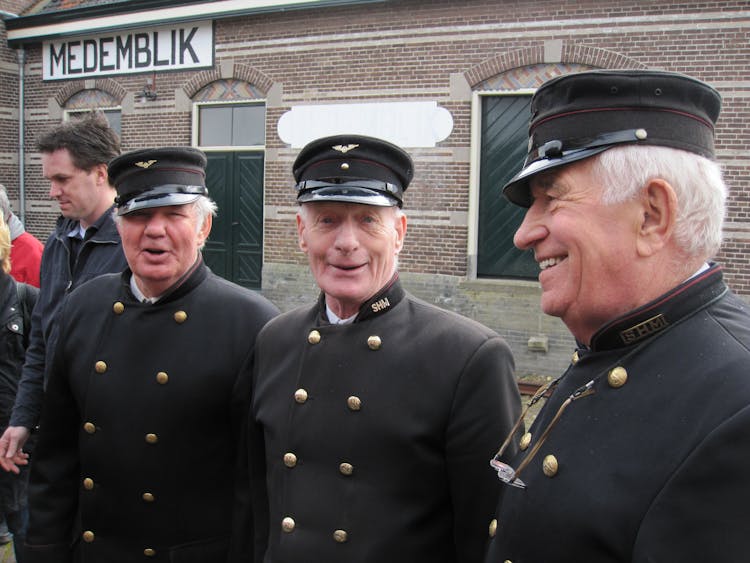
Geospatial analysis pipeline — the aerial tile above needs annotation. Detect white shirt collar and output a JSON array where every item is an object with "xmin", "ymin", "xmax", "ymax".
[
  {"xmin": 326, "ymin": 304, "xmax": 357, "ymax": 325},
  {"xmin": 130, "ymin": 276, "xmax": 160, "ymax": 304}
]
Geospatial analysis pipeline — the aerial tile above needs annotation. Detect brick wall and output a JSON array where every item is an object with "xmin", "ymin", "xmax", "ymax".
[{"xmin": 1, "ymin": 0, "xmax": 748, "ymax": 377}]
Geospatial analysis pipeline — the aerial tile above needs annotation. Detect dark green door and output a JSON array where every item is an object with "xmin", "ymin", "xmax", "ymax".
[
  {"xmin": 203, "ymin": 151, "xmax": 264, "ymax": 289},
  {"xmin": 477, "ymin": 95, "xmax": 538, "ymax": 278}
]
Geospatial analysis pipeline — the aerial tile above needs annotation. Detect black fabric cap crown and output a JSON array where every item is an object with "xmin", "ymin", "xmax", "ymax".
[
  {"xmin": 109, "ymin": 147, "xmax": 208, "ymax": 215},
  {"xmin": 503, "ymin": 69, "xmax": 722, "ymax": 207},
  {"xmin": 293, "ymin": 135, "xmax": 414, "ymax": 207}
]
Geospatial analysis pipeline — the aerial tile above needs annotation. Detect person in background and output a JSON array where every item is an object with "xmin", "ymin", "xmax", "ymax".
[
  {"xmin": 484, "ymin": 69, "xmax": 750, "ymax": 562},
  {"xmin": 252, "ymin": 134, "xmax": 521, "ymax": 563},
  {"xmin": 0, "ymin": 214, "xmax": 38, "ymax": 563},
  {"xmin": 0, "ymin": 113, "xmax": 127, "ymax": 476},
  {"xmin": 24, "ymin": 146, "xmax": 278, "ymax": 563},
  {"xmin": 0, "ymin": 186, "xmax": 43, "ymax": 289}
]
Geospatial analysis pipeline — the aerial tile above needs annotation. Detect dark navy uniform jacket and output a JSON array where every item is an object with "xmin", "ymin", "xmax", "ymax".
[
  {"xmin": 486, "ymin": 265, "xmax": 750, "ymax": 563},
  {"xmin": 26, "ymin": 262, "xmax": 279, "ymax": 563},
  {"xmin": 253, "ymin": 277, "xmax": 521, "ymax": 563}
]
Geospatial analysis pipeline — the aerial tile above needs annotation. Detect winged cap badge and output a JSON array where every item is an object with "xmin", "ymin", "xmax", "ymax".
[
  {"xmin": 332, "ymin": 144, "xmax": 359, "ymax": 154},
  {"xmin": 135, "ymin": 160, "xmax": 157, "ymax": 168}
]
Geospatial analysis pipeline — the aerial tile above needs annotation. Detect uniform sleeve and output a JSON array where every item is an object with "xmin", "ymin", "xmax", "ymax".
[
  {"xmin": 9, "ymin": 280, "xmax": 47, "ymax": 429},
  {"xmin": 25, "ymin": 304, "xmax": 80, "ymax": 563},
  {"xmin": 633, "ymin": 402, "xmax": 750, "ymax": 562},
  {"xmin": 227, "ymin": 301, "xmax": 277, "ymax": 563},
  {"xmin": 445, "ymin": 335, "xmax": 521, "ymax": 563}
]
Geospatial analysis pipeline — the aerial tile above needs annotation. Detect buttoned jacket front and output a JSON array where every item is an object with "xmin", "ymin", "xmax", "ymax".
[
  {"xmin": 26, "ymin": 262, "xmax": 279, "ymax": 563},
  {"xmin": 253, "ymin": 278, "xmax": 521, "ymax": 563},
  {"xmin": 485, "ymin": 266, "xmax": 750, "ymax": 563}
]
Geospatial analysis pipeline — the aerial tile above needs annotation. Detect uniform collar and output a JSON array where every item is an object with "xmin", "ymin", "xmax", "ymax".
[
  {"xmin": 317, "ymin": 273, "xmax": 406, "ymax": 324},
  {"xmin": 588, "ymin": 263, "xmax": 728, "ymax": 352},
  {"xmin": 121, "ymin": 256, "xmax": 208, "ymax": 305}
]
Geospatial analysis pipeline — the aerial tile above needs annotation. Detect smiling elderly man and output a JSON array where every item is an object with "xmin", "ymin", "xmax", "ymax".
[
  {"xmin": 24, "ymin": 147, "xmax": 278, "ymax": 563},
  {"xmin": 251, "ymin": 134, "xmax": 521, "ymax": 563},
  {"xmin": 484, "ymin": 70, "xmax": 750, "ymax": 563}
]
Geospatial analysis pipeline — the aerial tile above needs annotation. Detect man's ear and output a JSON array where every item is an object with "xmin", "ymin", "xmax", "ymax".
[
  {"xmin": 95, "ymin": 163, "xmax": 110, "ymax": 186},
  {"xmin": 296, "ymin": 213, "xmax": 308, "ymax": 253},
  {"xmin": 394, "ymin": 212, "xmax": 407, "ymax": 254},
  {"xmin": 636, "ymin": 178, "xmax": 678, "ymax": 257},
  {"xmin": 197, "ymin": 212, "xmax": 212, "ymax": 245}
]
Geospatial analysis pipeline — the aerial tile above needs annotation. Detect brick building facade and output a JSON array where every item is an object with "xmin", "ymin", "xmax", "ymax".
[{"xmin": 1, "ymin": 0, "xmax": 748, "ymax": 380}]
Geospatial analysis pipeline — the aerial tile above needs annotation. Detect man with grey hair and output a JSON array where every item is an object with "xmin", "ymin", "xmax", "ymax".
[
  {"xmin": 252, "ymin": 134, "xmax": 521, "ymax": 563},
  {"xmin": 485, "ymin": 70, "xmax": 750, "ymax": 562},
  {"xmin": 0, "ymin": 185, "xmax": 43, "ymax": 288},
  {"xmin": 23, "ymin": 147, "xmax": 278, "ymax": 563}
]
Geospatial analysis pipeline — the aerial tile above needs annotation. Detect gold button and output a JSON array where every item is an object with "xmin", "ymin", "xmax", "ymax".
[
  {"xmin": 284, "ymin": 453, "xmax": 298, "ymax": 468},
  {"xmin": 488, "ymin": 518, "xmax": 497, "ymax": 538},
  {"xmin": 94, "ymin": 361, "xmax": 107, "ymax": 374},
  {"xmin": 145, "ymin": 433, "xmax": 158, "ymax": 444},
  {"xmin": 144, "ymin": 548, "xmax": 156, "ymax": 557},
  {"xmin": 347, "ymin": 396, "xmax": 362, "ymax": 411},
  {"xmin": 333, "ymin": 529, "xmax": 348, "ymax": 543},
  {"xmin": 142, "ymin": 492, "xmax": 155, "ymax": 502},
  {"xmin": 571, "ymin": 350, "xmax": 580, "ymax": 364},
  {"xmin": 308, "ymin": 330, "xmax": 321, "ymax": 344},
  {"xmin": 519, "ymin": 432, "xmax": 532, "ymax": 451},
  {"xmin": 339, "ymin": 462, "xmax": 353, "ymax": 476},
  {"xmin": 113, "ymin": 302, "xmax": 124, "ymax": 314},
  {"xmin": 504, "ymin": 560, "xmax": 513, "ymax": 563},
  {"xmin": 83, "ymin": 422, "xmax": 96, "ymax": 434},
  {"xmin": 83, "ymin": 478, "xmax": 94, "ymax": 490},
  {"xmin": 174, "ymin": 310, "xmax": 188, "ymax": 323},
  {"xmin": 635, "ymin": 128, "xmax": 648, "ymax": 140},
  {"xmin": 340, "ymin": 162, "xmax": 350, "ymax": 170},
  {"xmin": 82, "ymin": 530, "xmax": 95, "ymax": 543},
  {"xmin": 367, "ymin": 335, "xmax": 382, "ymax": 350},
  {"xmin": 608, "ymin": 366, "xmax": 628, "ymax": 388},
  {"xmin": 294, "ymin": 389, "xmax": 308, "ymax": 404},
  {"xmin": 156, "ymin": 371, "xmax": 169, "ymax": 385},
  {"xmin": 281, "ymin": 517, "xmax": 295, "ymax": 533},
  {"xmin": 542, "ymin": 454, "xmax": 559, "ymax": 477}
]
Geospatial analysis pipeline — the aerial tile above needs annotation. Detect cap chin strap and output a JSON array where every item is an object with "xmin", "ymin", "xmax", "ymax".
[{"xmin": 295, "ymin": 179, "xmax": 401, "ymax": 197}]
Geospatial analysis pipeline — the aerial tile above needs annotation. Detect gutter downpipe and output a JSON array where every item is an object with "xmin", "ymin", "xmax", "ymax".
[
  {"xmin": 1, "ymin": 10, "xmax": 25, "ymax": 224},
  {"xmin": 16, "ymin": 47, "xmax": 25, "ymax": 224}
]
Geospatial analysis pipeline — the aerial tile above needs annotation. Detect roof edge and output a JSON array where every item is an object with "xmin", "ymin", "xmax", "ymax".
[{"xmin": 6, "ymin": 0, "xmax": 387, "ymax": 46}]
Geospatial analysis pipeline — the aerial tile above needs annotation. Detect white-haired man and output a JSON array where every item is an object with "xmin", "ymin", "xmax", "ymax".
[{"xmin": 485, "ymin": 70, "xmax": 750, "ymax": 562}]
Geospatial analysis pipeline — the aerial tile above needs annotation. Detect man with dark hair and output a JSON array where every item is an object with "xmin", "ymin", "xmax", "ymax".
[
  {"xmin": 485, "ymin": 70, "xmax": 750, "ymax": 562},
  {"xmin": 0, "ymin": 113, "xmax": 127, "ymax": 476}
]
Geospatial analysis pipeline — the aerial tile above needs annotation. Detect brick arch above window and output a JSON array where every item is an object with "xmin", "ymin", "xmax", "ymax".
[
  {"xmin": 64, "ymin": 89, "xmax": 118, "ymax": 109},
  {"xmin": 464, "ymin": 43, "xmax": 646, "ymax": 90},
  {"xmin": 54, "ymin": 78, "xmax": 126, "ymax": 107},
  {"xmin": 182, "ymin": 63, "xmax": 273, "ymax": 99},
  {"xmin": 193, "ymin": 79, "xmax": 265, "ymax": 102}
]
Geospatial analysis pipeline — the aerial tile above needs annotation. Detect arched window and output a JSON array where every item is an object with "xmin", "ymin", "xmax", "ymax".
[
  {"xmin": 63, "ymin": 89, "xmax": 122, "ymax": 136},
  {"xmin": 193, "ymin": 79, "xmax": 265, "ymax": 149}
]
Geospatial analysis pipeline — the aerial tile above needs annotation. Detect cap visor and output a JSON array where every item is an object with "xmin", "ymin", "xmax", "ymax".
[
  {"xmin": 117, "ymin": 192, "xmax": 202, "ymax": 215},
  {"xmin": 297, "ymin": 185, "xmax": 399, "ymax": 207},
  {"xmin": 503, "ymin": 146, "xmax": 611, "ymax": 207}
]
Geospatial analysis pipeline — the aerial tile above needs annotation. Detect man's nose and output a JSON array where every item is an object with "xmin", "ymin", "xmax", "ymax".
[
  {"xmin": 334, "ymin": 220, "xmax": 359, "ymax": 252},
  {"xmin": 513, "ymin": 204, "xmax": 548, "ymax": 251}
]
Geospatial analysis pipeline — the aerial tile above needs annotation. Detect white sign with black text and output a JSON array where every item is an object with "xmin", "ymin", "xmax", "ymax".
[{"xmin": 43, "ymin": 20, "xmax": 214, "ymax": 81}]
